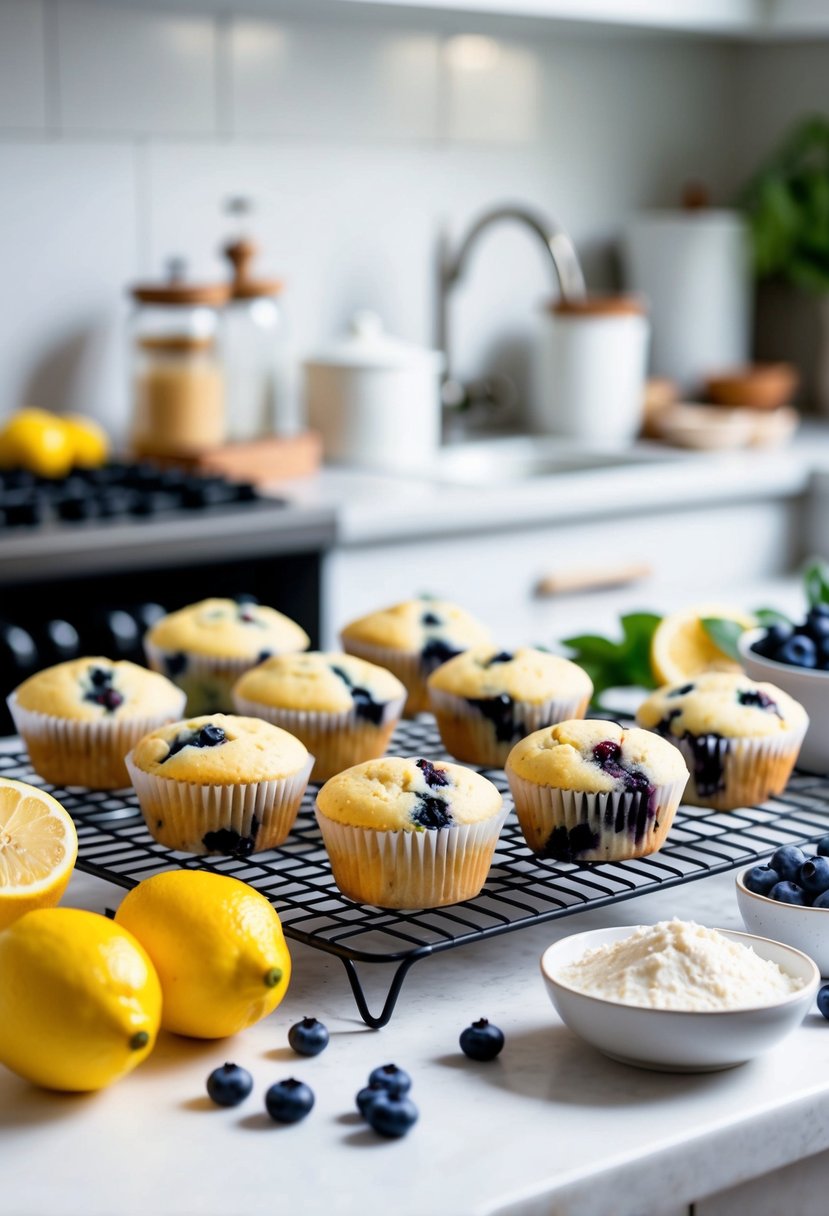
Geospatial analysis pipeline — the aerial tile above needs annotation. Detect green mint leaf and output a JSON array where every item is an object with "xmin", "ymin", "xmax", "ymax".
[
  {"xmin": 700, "ymin": 617, "xmax": 745, "ymax": 662},
  {"xmin": 803, "ymin": 558, "xmax": 829, "ymax": 608},
  {"xmin": 754, "ymin": 607, "xmax": 792, "ymax": 627},
  {"xmin": 560, "ymin": 633, "xmax": 621, "ymax": 662}
]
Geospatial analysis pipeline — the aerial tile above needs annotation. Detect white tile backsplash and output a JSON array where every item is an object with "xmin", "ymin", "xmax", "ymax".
[
  {"xmin": 56, "ymin": 1, "xmax": 217, "ymax": 136},
  {"xmin": 444, "ymin": 35, "xmax": 540, "ymax": 142},
  {"xmin": 0, "ymin": 0, "xmax": 46, "ymax": 130},
  {"xmin": 228, "ymin": 18, "xmax": 440, "ymax": 140}
]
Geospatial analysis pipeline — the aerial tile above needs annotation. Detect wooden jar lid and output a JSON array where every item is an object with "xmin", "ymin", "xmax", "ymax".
[{"xmin": 550, "ymin": 294, "xmax": 646, "ymax": 317}]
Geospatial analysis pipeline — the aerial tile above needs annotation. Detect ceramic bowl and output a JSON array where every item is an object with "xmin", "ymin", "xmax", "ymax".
[
  {"xmin": 540, "ymin": 924, "xmax": 819, "ymax": 1072},
  {"xmin": 736, "ymin": 866, "xmax": 829, "ymax": 975},
  {"xmin": 738, "ymin": 629, "xmax": 826, "ymax": 772}
]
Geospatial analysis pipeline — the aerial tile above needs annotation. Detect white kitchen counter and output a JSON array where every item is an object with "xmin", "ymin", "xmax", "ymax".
[{"xmin": 5, "ymin": 860, "xmax": 829, "ymax": 1216}]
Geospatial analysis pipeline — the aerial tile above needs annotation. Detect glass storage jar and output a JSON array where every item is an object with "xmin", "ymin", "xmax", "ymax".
[{"xmin": 129, "ymin": 267, "xmax": 231, "ymax": 459}]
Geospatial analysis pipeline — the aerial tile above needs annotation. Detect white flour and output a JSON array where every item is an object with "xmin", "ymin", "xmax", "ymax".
[{"xmin": 559, "ymin": 920, "xmax": 803, "ymax": 1011}]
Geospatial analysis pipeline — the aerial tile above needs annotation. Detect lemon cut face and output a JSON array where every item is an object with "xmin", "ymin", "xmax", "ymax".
[
  {"xmin": 0, "ymin": 778, "xmax": 78, "ymax": 929},
  {"xmin": 650, "ymin": 605, "xmax": 755, "ymax": 686}
]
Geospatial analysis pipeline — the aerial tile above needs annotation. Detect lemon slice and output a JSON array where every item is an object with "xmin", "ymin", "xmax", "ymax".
[
  {"xmin": 651, "ymin": 604, "xmax": 756, "ymax": 686},
  {"xmin": 0, "ymin": 778, "xmax": 78, "ymax": 930}
]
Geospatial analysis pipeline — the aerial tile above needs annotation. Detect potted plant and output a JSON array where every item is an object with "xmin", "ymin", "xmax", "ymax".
[{"xmin": 741, "ymin": 115, "xmax": 829, "ymax": 411}]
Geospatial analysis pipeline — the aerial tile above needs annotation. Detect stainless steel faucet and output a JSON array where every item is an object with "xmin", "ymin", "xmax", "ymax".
[{"xmin": 437, "ymin": 203, "xmax": 586, "ymax": 410}]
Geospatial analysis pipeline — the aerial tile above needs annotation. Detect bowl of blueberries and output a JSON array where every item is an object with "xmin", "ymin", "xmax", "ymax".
[
  {"xmin": 737, "ymin": 842, "xmax": 829, "ymax": 975},
  {"xmin": 739, "ymin": 604, "xmax": 829, "ymax": 772}
]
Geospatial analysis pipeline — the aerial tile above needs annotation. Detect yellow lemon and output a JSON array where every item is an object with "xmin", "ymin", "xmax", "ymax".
[
  {"xmin": 0, "ymin": 408, "xmax": 74, "ymax": 478},
  {"xmin": 115, "ymin": 870, "xmax": 291, "ymax": 1039},
  {"xmin": 0, "ymin": 778, "xmax": 78, "ymax": 930},
  {"xmin": 651, "ymin": 604, "xmax": 756, "ymax": 686},
  {"xmin": 62, "ymin": 414, "xmax": 110, "ymax": 468},
  {"xmin": 0, "ymin": 907, "xmax": 161, "ymax": 1091}
]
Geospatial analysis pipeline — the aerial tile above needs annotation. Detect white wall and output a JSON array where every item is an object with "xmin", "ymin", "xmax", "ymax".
[{"xmin": 0, "ymin": 0, "xmax": 741, "ymax": 438}]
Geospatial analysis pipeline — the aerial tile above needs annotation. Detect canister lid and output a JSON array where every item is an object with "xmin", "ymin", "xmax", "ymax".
[
  {"xmin": 305, "ymin": 311, "xmax": 445, "ymax": 371},
  {"xmin": 131, "ymin": 257, "xmax": 231, "ymax": 308},
  {"xmin": 549, "ymin": 294, "xmax": 647, "ymax": 317}
]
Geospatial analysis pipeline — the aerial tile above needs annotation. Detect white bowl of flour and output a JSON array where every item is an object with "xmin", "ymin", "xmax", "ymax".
[{"xmin": 540, "ymin": 920, "xmax": 819, "ymax": 1072}]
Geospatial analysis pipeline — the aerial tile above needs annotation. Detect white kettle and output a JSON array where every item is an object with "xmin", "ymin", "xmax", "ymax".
[{"xmin": 303, "ymin": 312, "xmax": 445, "ymax": 473}]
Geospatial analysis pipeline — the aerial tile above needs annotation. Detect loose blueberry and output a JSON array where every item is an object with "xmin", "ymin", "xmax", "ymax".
[
  {"xmin": 287, "ymin": 1017, "xmax": 330, "ymax": 1057},
  {"xmin": 459, "ymin": 1018, "xmax": 505, "ymax": 1062},
  {"xmin": 356, "ymin": 1083, "xmax": 385, "ymax": 1117},
  {"xmin": 770, "ymin": 880, "xmax": 807, "ymax": 905},
  {"xmin": 264, "ymin": 1078, "xmax": 315, "ymax": 1124},
  {"xmin": 817, "ymin": 836, "xmax": 829, "ymax": 857},
  {"xmin": 800, "ymin": 856, "xmax": 829, "ymax": 897},
  {"xmin": 206, "ymin": 1062, "xmax": 253, "ymax": 1107},
  {"xmin": 365, "ymin": 1092, "xmax": 419, "ymax": 1138},
  {"xmin": 777, "ymin": 635, "xmax": 818, "ymax": 669},
  {"xmin": 743, "ymin": 864, "xmax": 781, "ymax": 897},
  {"xmin": 818, "ymin": 985, "xmax": 829, "ymax": 1021},
  {"xmin": 770, "ymin": 845, "xmax": 807, "ymax": 883},
  {"xmin": 367, "ymin": 1063, "xmax": 412, "ymax": 1095}
]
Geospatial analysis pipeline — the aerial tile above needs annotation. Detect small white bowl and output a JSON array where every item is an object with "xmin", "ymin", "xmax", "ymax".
[
  {"xmin": 739, "ymin": 628, "xmax": 827, "ymax": 772},
  {"xmin": 540, "ymin": 924, "xmax": 818, "ymax": 1073},
  {"xmin": 736, "ymin": 865, "xmax": 829, "ymax": 975}
]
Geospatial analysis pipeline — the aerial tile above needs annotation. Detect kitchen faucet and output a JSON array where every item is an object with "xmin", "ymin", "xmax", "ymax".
[{"xmin": 437, "ymin": 203, "xmax": 586, "ymax": 410}]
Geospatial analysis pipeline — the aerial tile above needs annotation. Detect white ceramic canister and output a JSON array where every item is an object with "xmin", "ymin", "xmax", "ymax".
[
  {"xmin": 622, "ymin": 209, "xmax": 751, "ymax": 393},
  {"xmin": 532, "ymin": 296, "xmax": 650, "ymax": 445},
  {"xmin": 303, "ymin": 312, "xmax": 445, "ymax": 473}
]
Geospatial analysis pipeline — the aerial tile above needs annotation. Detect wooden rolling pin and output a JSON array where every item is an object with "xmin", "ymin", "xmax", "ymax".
[{"xmin": 533, "ymin": 561, "xmax": 652, "ymax": 598}]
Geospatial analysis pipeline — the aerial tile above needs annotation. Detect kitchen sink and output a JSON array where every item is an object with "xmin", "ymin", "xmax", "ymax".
[{"xmin": 431, "ymin": 435, "xmax": 683, "ymax": 486}]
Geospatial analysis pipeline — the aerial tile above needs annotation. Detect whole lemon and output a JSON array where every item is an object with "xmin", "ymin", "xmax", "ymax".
[
  {"xmin": 0, "ymin": 408, "xmax": 74, "ymax": 479},
  {"xmin": 115, "ymin": 871, "xmax": 291, "ymax": 1039},
  {"xmin": 0, "ymin": 908, "xmax": 161, "ymax": 1091},
  {"xmin": 62, "ymin": 414, "xmax": 110, "ymax": 468}
]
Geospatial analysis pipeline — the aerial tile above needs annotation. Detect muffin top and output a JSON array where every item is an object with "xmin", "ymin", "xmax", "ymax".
[
  {"xmin": 14, "ymin": 658, "xmax": 185, "ymax": 723},
  {"xmin": 506, "ymin": 720, "xmax": 688, "ymax": 793},
  {"xmin": 340, "ymin": 597, "xmax": 491, "ymax": 662},
  {"xmin": 130, "ymin": 714, "xmax": 309, "ymax": 784},
  {"xmin": 146, "ymin": 598, "xmax": 309, "ymax": 660},
  {"xmin": 427, "ymin": 646, "xmax": 593, "ymax": 705},
  {"xmin": 316, "ymin": 756, "xmax": 502, "ymax": 831},
  {"xmin": 636, "ymin": 672, "xmax": 808, "ymax": 739},
  {"xmin": 234, "ymin": 652, "xmax": 406, "ymax": 717}
]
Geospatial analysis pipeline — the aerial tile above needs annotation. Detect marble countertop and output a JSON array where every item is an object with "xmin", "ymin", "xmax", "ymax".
[
  {"xmin": 6, "ymin": 862, "xmax": 829, "ymax": 1216},
  {"xmin": 272, "ymin": 427, "xmax": 829, "ymax": 547}
]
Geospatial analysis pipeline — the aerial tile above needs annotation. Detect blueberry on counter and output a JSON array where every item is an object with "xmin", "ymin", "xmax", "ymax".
[
  {"xmin": 365, "ymin": 1092, "xmax": 419, "ymax": 1139},
  {"xmin": 769, "ymin": 845, "xmax": 807, "ymax": 884},
  {"xmin": 287, "ymin": 1017, "xmax": 329, "ymax": 1057},
  {"xmin": 818, "ymin": 985, "xmax": 829, "ymax": 1021},
  {"xmin": 743, "ymin": 864, "xmax": 780, "ymax": 897},
  {"xmin": 799, "ymin": 857, "xmax": 829, "ymax": 897},
  {"xmin": 459, "ymin": 1018, "xmax": 505, "ymax": 1062},
  {"xmin": 265, "ymin": 1078, "xmax": 315, "ymax": 1124},
  {"xmin": 206, "ymin": 1063, "xmax": 253, "ymax": 1107},
  {"xmin": 367, "ymin": 1063, "xmax": 411, "ymax": 1095},
  {"xmin": 769, "ymin": 881, "xmax": 807, "ymax": 905},
  {"xmin": 356, "ymin": 1083, "xmax": 385, "ymax": 1117}
]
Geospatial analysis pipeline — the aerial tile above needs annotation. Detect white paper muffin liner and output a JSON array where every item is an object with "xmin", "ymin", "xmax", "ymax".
[
  {"xmin": 144, "ymin": 641, "xmax": 274, "ymax": 715},
  {"xmin": 125, "ymin": 751, "xmax": 314, "ymax": 855},
  {"xmin": 339, "ymin": 638, "xmax": 437, "ymax": 717},
  {"xmin": 8, "ymin": 690, "xmax": 187, "ymax": 791},
  {"xmin": 315, "ymin": 808, "xmax": 508, "ymax": 909},
  {"xmin": 505, "ymin": 769, "xmax": 688, "ymax": 862},
  {"xmin": 428, "ymin": 687, "xmax": 590, "ymax": 768},
  {"xmin": 232, "ymin": 692, "xmax": 406, "ymax": 781},
  {"xmin": 665, "ymin": 724, "xmax": 807, "ymax": 811}
]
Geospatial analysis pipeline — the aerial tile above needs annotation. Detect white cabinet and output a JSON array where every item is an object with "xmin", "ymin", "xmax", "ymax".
[{"xmin": 322, "ymin": 495, "xmax": 802, "ymax": 646}]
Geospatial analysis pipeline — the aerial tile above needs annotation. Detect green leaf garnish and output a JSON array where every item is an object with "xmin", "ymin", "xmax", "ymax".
[
  {"xmin": 754, "ymin": 607, "xmax": 792, "ymax": 627},
  {"xmin": 700, "ymin": 617, "xmax": 745, "ymax": 662},
  {"xmin": 561, "ymin": 612, "xmax": 662, "ymax": 704},
  {"xmin": 803, "ymin": 558, "xmax": 829, "ymax": 608}
]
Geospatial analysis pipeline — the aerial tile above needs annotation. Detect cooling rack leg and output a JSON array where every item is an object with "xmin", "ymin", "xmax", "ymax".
[{"xmin": 340, "ymin": 955, "xmax": 423, "ymax": 1029}]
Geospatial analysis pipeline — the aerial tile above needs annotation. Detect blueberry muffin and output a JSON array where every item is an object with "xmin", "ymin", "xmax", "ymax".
[
  {"xmin": 126, "ymin": 713, "xmax": 313, "ymax": 855},
  {"xmin": 340, "ymin": 596, "xmax": 492, "ymax": 716},
  {"xmin": 8, "ymin": 658, "xmax": 186, "ymax": 790},
  {"xmin": 505, "ymin": 720, "xmax": 688, "ymax": 862},
  {"xmin": 636, "ymin": 672, "xmax": 808, "ymax": 810},
  {"xmin": 315, "ymin": 756, "xmax": 505, "ymax": 908},
  {"xmin": 144, "ymin": 597, "xmax": 310, "ymax": 715},
  {"xmin": 428, "ymin": 647, "xmax": 593, "ymax": 767},
  {"xmin": 232, "ymin": 651, "xmax": 406, "ymax": 781}
]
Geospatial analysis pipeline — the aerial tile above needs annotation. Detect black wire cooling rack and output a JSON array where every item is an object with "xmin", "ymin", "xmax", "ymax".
[{"xmin": 6, "ymin": 718, "xmax": 829, "ymax": 1028}]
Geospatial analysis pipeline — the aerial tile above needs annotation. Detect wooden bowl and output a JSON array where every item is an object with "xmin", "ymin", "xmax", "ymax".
[{"xmin": 704, "ymin": 364, "xmax": 799, "ymax": 411}]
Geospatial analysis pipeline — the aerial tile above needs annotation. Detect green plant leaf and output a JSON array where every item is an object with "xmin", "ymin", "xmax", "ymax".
[
  {"xmin": 700, "ymin": 617, "xmax": 745, "ymax": 662},
  {"xmin": 754, "ymin": 607, "xmax": 792, "ymax": 627},
  {"xmin": 561, "ymin": 612, "xmax": 661, "ymax": 699},
  {"xmin": 803, "ymin": 558, "xmax": 829, "ymax": 607},
  {"xmin": 560, "ymin": 633, "xmax": 621, "ymax": 661}
]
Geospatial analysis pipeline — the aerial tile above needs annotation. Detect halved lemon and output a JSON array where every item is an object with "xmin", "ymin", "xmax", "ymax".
[
  {"xmin": 650, "ymin": 604, "xmax": 756, "ymax": 686},
  {"xmin": 0, "ymin": 778, "xmax": 78, "ymax": 930}
]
